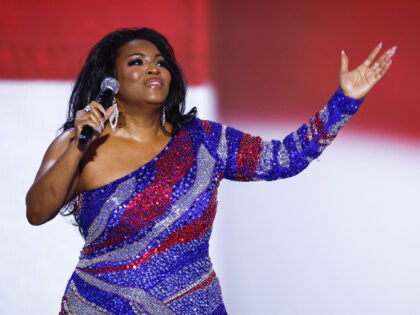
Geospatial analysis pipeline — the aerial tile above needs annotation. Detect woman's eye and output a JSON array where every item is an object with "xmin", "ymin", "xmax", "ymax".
[
  {"xmin": 128, "ymin": 59, "xmax": 143, "ymax": 66},
  {"xmin": 157, "ymin": 60, "xmax": 168, "ymax": 68}
]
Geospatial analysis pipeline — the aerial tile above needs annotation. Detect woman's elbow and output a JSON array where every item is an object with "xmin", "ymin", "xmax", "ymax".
[
  {"xmin": 25, "ymin": 193, "xmax": 49, "ymax": 226},
  {"xmin": 26, "ymin": 198, "xmax": 42, "ymax": 225}
]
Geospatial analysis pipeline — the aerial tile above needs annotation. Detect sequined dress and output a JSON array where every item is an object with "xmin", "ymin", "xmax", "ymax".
[{"xmin": 60, "ymin": 87, "xmax": 363, "ymax": 314}]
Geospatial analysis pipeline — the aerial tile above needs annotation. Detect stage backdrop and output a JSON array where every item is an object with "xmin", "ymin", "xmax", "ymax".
[{"xmin": 1, "ymin": 1, "xmax": 419, "ymax": 314}]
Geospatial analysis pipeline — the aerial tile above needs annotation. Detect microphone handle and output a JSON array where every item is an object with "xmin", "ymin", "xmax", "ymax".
[
  {"xmin": 79, "ymin": 89, "xmax": 115, "ymax": 144},
  {"xmin": 79, "ymin": 126, "xmax": 94, "ymax": 144}
]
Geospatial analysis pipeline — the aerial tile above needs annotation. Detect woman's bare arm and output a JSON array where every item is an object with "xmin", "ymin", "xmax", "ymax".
[
  {"xmin": 26, "ymin": 102, "xmax": 115, "ymax": 225},
  {"xmin": 26, "ymin": 130, "xmax": 83, "ymax": 225}
]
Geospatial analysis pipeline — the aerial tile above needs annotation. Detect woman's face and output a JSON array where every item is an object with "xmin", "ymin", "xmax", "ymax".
[{"xmin": 115, "ymin": 39, "xmax": 171, "ymax": 107}]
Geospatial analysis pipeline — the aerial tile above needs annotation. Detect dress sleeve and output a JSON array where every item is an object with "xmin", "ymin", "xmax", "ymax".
[{"xmin": 218, "ymin": 87, "xmax": 364, "ymax": 181}]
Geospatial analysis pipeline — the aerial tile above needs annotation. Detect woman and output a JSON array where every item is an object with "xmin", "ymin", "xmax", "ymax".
[{"xmin": 26, "ymin": 28, "xmax": 395, "ymax": 314}]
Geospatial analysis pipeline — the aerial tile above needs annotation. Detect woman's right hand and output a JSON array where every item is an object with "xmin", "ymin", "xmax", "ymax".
[{"xmin": 73, "ymin": 102, "xmax": 116, "ymax": 147}]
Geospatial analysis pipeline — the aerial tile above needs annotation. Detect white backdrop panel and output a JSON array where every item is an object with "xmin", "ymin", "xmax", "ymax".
[{"xmin": 1, "ymin": 81, "xmax": 419, "ymax": 315}]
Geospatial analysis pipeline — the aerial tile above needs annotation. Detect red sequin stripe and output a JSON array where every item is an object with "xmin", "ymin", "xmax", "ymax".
[
  {"xmin": 234, "ymin": 133, "xmax": 263, "ymax": 180},
  {"xmin": 59, "ymin": 296, "xmax": 71, "ymax": 314},
  {"xmin": 304, "ymin": 112, "xmax": 336, "ymax": 146},
  {"xmin": 86, "ymin": 190, "xmax": 218, "ymax": 274},
  {"xmin": 83, "ymin": 130, "xmax": 194, "ymax": 254},
  {"xmin": 316, "ymin": 132, "xmax": 337, "ymax": 146},
  {"xmin": 165, "ymin": 270, "xmax": 217, "ymax": 305},
  {"xmin": 305, "ymin": 112, "xmax": 324, "ymax": 142},
  {"xmin": 200, "ymin": 120, "xmax": 212, "ymax": 136},
  {"xmin": 73, "ymin": 194, "xmax": 83, "ymax": 214}
]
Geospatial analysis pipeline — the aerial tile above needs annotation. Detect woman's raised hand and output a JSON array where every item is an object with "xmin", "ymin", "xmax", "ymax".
[
  {"xmin": 340, "ymin": 43, "xmax": 396, "ymax": 100},
  {"xmin": 74, "ymin": 102, "xmax": 116, "ymax": 146}
]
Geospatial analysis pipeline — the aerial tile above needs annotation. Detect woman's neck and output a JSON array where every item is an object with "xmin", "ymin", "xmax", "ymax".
[{"xmin": 113, "ymin": 102, "xmax": 171, "ymax": 142}]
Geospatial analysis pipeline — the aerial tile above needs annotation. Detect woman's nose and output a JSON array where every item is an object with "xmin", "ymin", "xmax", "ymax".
[{"xmin": 147, "ymin": 65, "xmax": 160, "ymax": 74}]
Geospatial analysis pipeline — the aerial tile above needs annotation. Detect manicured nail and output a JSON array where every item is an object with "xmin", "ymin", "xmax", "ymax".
[
  {"xmin": 341, "ymin": 50, "xmax": 345, "ymax": 55},
  {"xmin": 378, "ymin": 42, "xmax": 383, "ymax": 48},
  {"xmin": 391, "ymin": 46, "xmax": 397, "ymax": 54}
]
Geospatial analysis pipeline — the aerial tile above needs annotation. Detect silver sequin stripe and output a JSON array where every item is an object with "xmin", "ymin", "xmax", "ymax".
[
  {"xmin": 255, "ymin": 141, "xmax": 273, "ymax": 176},
  {"xmin": 319, "ymin": 106, "xmax": 330, "ymax": 124},
  {"xmin": 84, "ymin": 177, "xmax": 136, "ymax": 247},
  {"xmin": 64, "ymin": 280, "xmax": 112, "ymax": 314},
  {"xmin": 255, "ymin": 140, "xmax": 290, "ymax": 177},
  {"xmin": 75, "ymin": 270, "xmax": 177, "ymax": 315},
  {"xmin": 162, "ymin": 268, "xmax": 215, "ymax": 304},
  {"xmin": 293, "ymin": 132, "xmax": 302, "ymax": 152},
  {"xmin": 328, "ymin": 114, "xmax": 352, "ymax": 135},
  {"xmin": 216, "ymin": 125, "xmax": 228, "ymax": 166},
  {"xmin": 77, "ymin": 145, "xmax": 217, "ymax": 268},
  {"xmin": 130, "ymin": 302, "xmax": 148, "ymax": 314}
]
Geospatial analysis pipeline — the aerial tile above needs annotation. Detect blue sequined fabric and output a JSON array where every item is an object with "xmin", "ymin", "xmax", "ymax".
[{"xmin": 60, "ymin": 87, "xmax": 363, "ymax": 314}]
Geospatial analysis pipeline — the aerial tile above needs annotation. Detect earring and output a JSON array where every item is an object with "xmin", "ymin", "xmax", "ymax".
[
  {"xmin": 109, "ymin": 98, "xmax": 119, "ymax": 132},
  {"xmin": 160, "ymin": 104, "xmax": 166, "ymax": 128}
]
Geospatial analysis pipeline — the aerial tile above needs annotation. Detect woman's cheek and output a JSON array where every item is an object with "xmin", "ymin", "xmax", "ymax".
[{"xmin": 129, "ymin": 70, "xmax": 142, "ymax": 81}]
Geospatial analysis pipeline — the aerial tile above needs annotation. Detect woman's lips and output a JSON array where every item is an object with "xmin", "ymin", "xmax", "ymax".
[{"xmin": 144, "ymin": 78, "xmax": 163, "ymax": 88}]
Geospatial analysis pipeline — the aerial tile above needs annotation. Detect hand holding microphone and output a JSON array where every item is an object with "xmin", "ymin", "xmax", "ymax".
[{"xmin": 78, "ymin": 77, "xmax": 120, "ymax": 144}]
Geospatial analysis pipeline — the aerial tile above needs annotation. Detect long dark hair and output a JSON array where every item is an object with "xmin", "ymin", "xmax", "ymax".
[
  {"xmin": 61, "ymin": 28, "xmax": 197, "ymax": 233},
  {"xmin": 62, "ymin": 27, "xmax": 196, "ymax": 134}
]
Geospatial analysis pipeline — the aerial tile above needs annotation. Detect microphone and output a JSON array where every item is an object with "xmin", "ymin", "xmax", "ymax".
[{"xmin": 79, "ymin": 77, "xmax": 120, "ymax": 144}]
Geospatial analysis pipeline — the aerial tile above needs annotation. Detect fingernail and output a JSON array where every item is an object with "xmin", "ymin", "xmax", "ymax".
[
  {"xmin": 341, "ymin": 50, "xmax": 345, "ymax": 55},
  {"xmin": 391, "ymin": 46, "xmax": 397, "ymax": 54},
  {"xmin": 378, "ymin": 42, "xmax": 383, "ymax": 47},
  {"xmin": 389, "ymin": 59, "xmax": 392, "ymax": 65}
]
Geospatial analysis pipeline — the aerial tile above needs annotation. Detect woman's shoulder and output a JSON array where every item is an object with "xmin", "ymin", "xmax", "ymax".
[
  {"xmin": 180, "ymin": 118, "xmax": 228, "ymax": 152},
  {"xmin": 183, "ymin": 117, "xmax": 223, "ymax": 135}
]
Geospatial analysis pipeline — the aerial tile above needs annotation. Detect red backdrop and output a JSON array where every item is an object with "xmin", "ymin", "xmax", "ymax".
[
  {"xmin": 1, "ymin": 0, "xmax": 419, "ymax": 141},
  {"xmin": 210, "ymin": 0, "xmax": 420, "ymax": 142}
]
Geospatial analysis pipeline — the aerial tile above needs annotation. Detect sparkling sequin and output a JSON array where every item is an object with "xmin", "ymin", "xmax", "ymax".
[
  {"xmin": 256, "ymin": 141, "xmax": 274, "ymax": 176},
  {"xmin": 234, "ymin": 133, "xmax": 263, "ymax": 181},
  {"xmin": 85, "ymin": 177, "xmax": 136, "ymax": 247},
  {"xmin": 329, "ymin": 114, "xmax": 352, "ymax": 134},
  {"xmin": 216, "ymin": 125, "xmax": 228, "ymax": 166},
  {"xmin": 60, "ymin": 87, "xmax": 362, "ymax": 314},
  {"xmin": 61, "ymin": 280, "xmax": 112, "ymax": 314}
]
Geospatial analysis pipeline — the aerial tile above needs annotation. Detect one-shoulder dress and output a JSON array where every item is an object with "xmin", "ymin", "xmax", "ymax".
[{"xmin": 60, "ymin": 87, "xmax": 363, "ymax": 314}]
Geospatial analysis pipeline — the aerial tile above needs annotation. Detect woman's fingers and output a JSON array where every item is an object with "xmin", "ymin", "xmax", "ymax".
[
  {"xmin": 374, "ymin": 59, "xmax": 392, "ymax": 81},
  {"xmin": 75, "ymin": 102, "xmax": 108, "ymax": 139},
  {"xmin": 340, "ymin": 50, "xmax": 349, "ymax": 73},
  {"xmin": 373, "ymin": 46, "xmax": 396, "ymax": 67},
  {"xmin": 89, "ymin": 101, "xmax": 106, "ymax": 117},
  {"xmin": 370, "ymin": 46, "xmax": 396, "ymax": 81},
  {"xmin": 77, "ymin": 112, "xmax": 103, "ymax": 134},
  {"xmin": 105, "ymin": 104, "xmax": 117, "ymax": 121},
  {"xmin": 90, "ymin": 108, "xmax": 105, "ymax": 130},
  {"xmin": 362, "ymin": 42, "xmax": 383, "ymax": 67}
]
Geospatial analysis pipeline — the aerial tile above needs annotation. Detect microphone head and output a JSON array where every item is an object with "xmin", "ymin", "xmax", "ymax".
[{"xmin": 101, "ymin": 77, "xmax": 120, "ymax": 95}]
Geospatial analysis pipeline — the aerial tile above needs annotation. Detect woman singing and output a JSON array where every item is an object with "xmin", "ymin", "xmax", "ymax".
[{"xmin": 26, "ymin": 28, "xmax": 395, "ymax": 314}]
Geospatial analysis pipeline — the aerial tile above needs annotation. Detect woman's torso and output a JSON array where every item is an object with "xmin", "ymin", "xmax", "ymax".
[{"xmin": 60, "ymin": 119, "xmax": 228, "ymax": 315}]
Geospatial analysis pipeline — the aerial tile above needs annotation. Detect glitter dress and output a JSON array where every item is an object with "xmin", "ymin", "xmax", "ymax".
[{"xmin": 60, "ymin": 87, "xmax": 363, "ymax": 314}]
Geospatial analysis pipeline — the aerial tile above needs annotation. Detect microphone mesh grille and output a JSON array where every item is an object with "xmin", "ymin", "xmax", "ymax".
[{"xmin": 101, "ymin": 77, "xmax": 120, "ymax": 94}]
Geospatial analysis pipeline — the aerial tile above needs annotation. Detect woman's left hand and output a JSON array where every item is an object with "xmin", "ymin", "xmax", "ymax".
[{"xmin": 340, "ymin": 43, "xmax": 396, "ymax": 99}]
